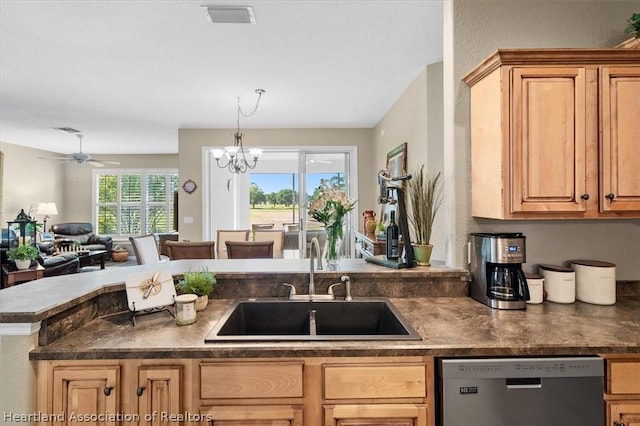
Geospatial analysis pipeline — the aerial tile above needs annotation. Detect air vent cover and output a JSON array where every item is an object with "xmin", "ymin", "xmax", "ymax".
[{"xmin": 203, "ymin": 5, "xmax": 255, "ymax": 24}]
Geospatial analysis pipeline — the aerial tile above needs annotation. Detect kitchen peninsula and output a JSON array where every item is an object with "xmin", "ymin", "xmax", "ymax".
[{"xmin": 1, "ymin": 259, "xmax": 639, "ymax": 426}]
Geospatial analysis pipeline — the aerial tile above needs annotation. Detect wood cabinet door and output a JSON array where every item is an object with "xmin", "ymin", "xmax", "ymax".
[
  {"xmin": 510, "ymin": 67, "xmax": 588, "ymax": 214},
  {"xmin": 52, "ymin": 365, "xmax": 119, "ymax": 426},
  {"xmin": 600, "ymin": 66, "xmax": 640, "ymax": 212},
  {"xmin": 324, "ymin": 404, "xmax": 427, "ymax": 426},
  {"xmin": 607, "ymin": 401, "xmax": 640, "ymax": 426},
  {"xmin": 137, "ymin": 365, "xmax": 182, "ymax": 426},
  {"xmin": 199, "ymin": 405, "xmax": 303, "ymax": 426}
]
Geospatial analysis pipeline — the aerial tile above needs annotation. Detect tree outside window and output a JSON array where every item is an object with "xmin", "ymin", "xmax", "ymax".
[{"xmin": 95, "ymin": 170, "xmax": 178, "ymax": 238}]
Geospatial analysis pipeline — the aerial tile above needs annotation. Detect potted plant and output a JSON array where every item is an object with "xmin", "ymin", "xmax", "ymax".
[
  {"xmin": 407, "ymin": 165, "xmax": 442, "ymax": 266},
  {"xmin": 7, "ymin": 244, "xmax": 40, "ymax": 270},
  {"xmin": 176, "ymin": 268, "xmax": 216, "ymax": 311},
  {"xmin": 626, "ymin": 13, "xmax": 640, "ymax": 39}
]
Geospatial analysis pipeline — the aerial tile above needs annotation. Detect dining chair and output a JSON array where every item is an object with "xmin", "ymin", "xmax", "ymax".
[
  {"xmin": 164, "ymin": 240, "xmax": 216, "ymax": 260},
  {"xmin": 129, "ymin": 234, "xmax": 166, "ymax": 265},
  {"xmin": 251, "ymin": 223, "xmax": 274, "ymax": 231},
  {"xmin": 253, "ymin": 230, "xmax": 284, "ymax": 258},
  {"xmin": 216, "ymin": 230, "xmax": 250, "ymax": 259},
  {"xmin": 225, "ymin": 240, "xmax": 274, "ymax": 259}
]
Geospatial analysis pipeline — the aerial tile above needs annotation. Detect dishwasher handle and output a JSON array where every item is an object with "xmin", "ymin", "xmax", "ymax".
[{"xmin": 506, "ymin": 377, "xmax": 542, "ymax": 389}]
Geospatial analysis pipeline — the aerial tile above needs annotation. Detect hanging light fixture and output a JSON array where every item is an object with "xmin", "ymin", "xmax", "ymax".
[{"xmin": 212, "ymin": 89, "xmax": 265, "ymax": 173}]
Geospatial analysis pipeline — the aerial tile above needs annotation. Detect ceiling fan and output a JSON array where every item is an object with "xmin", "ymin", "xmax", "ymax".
[{"xmin": 40, "ymin": 133, "xmax": 120, "ymax": 167}]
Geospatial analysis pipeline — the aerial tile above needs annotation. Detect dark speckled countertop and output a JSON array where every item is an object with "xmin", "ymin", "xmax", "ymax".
[{"xmin": 29, "ymin": 296, "xmax": 640, "ymax": 360}]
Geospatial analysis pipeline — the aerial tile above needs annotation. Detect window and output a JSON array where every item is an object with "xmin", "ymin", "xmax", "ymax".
[{"xmin": 94, "ymin": 169, "xmax": 179, "ymax": 238}]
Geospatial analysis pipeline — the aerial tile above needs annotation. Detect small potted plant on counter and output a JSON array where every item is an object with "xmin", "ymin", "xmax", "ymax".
[
  {"xmin": 7, "ymin": 244, "xmax": 39, "ymax": 270},
  {"xmin": 407, "ymin": 165, "xmax": 442, "ymax": 266},
  {"xmin": 176, "ymin": 267, "xmax": 216, "ymax": 311}
]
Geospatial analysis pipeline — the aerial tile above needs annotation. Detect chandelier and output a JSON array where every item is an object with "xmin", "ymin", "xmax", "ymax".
[{"xmin": 212, "ymin": 89, "xmax": 265, "ymax": 173}]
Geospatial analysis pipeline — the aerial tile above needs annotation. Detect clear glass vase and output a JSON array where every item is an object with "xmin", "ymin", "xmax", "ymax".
[{"xmin": 325, "ymin": 224, "xmax": 343, "ymax": 271}]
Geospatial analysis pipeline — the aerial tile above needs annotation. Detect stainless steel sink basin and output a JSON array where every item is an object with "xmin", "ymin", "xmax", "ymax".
[{"xmin": 205, "ymin": 298, "xmax": 421, "ymax": 342}]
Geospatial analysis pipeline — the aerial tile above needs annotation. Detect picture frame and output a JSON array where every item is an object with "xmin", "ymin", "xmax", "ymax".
[
  {"xmin": 385, "ymin": 142, "xmax": 407, "ymax": 188},
  {"xmin": 40, "ymin": 232, "xmax": 55, "ymax": 242}
]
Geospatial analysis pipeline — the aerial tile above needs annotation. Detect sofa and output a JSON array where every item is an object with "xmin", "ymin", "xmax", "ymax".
[
  {"xmin": 1, "ymin": 229, "xmax": 79, "ymax": 281},
  {"xmin": 50, "ymin": 223, "xmax": 113, "ymax": 259}
]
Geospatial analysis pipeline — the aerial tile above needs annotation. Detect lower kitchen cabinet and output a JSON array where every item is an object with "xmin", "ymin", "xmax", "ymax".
[
  {"xmin": 36, "ymin": 360, "xmax": 192, "ymax": 426},
  {"xmin": 199, "ymin": 405, "xmax": 304, "ymax": 425},
  {"xmin": 324, "ymin": 404, "xmax": 427, "ymax": 426},
  {"xmin": 36, "ymin": 357, "xmax": 434, "ymax": 426},
  {"xmin": 47, "ymin": 363, "xmax": 120, "ymax": 426},
  {"xmin": 604, "ymin": 356, "xmax": 640, "ymax": 426},
  {"xmin": 607, "ymin": 401, "xmax": 640, "ymax": 426}
]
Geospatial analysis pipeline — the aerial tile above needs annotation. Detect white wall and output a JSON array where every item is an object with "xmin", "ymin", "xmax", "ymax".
[
  {"xmin": 177, "ymin": 128, "xmax": 374, "ymax": 243},
  {"xmin": 447, "ymin": 0, "xmax": 640, "ymax": 279}
]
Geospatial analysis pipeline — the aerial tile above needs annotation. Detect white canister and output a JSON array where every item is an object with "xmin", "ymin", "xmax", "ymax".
[
  {"xmin": 539, "ymin": 264, "xmax": 575, "ymax": 303},
  {"xmin": 570, "ymin": 260, "xmax": 616, "ymax": 305},
  {"xmin": 175, "ymin": 294, "xmax": 197, "ymax": 325},
  {"xmin": 525, "ymin": 273, "xmax": 544, "ymax": 304}
]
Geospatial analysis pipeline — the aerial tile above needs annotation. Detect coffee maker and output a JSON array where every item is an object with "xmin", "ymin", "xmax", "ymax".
[{"xmin": 470, "ymin": 232, "xmax": 530, "ymax": 309}]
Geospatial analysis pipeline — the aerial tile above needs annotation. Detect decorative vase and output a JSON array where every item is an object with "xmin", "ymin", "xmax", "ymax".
[
  {"xmin": 365, "ymin": 219, "xmax": 377, "ymax": 238},
  {"xmin": 15, "ymin": 259, "xmax": 32, "ymax": 270},
  {"xmin": 325, "ymin": 225, "xmax": 343, "ymax": 271},
  {"xmin": 412, "ymin": 244, "xmax": 433, "ymax": 266},
  {"xmin": 362, "ymin": 210, "xmax": 376, "ymax": 230},
  {"xmin": 194, "ymin": 295, "xmax": 209, "ymax": 311}
]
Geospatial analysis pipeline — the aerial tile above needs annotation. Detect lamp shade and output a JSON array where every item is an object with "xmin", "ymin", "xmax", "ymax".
[{"xmin": 37, "ymin": 203, "xmax": 58, "ymax": 216}]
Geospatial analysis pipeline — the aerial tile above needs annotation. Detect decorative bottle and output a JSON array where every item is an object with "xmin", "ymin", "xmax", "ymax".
[{"xmin": 386, "ymin": 210, "xmax": 399, "ymax": 260}]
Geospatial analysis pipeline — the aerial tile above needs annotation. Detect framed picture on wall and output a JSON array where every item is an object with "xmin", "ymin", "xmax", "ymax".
[{"xmin": 385, "ymin": 142, "xmax": 407, "ymax": 188}]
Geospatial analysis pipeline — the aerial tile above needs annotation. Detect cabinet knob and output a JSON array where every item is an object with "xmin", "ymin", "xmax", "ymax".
[
  {"xmin": 103, "ymin": 386, "xmax": 114, "ymax": 396},
  {"xmin": 606, "ymin": 193, "xmax": 615, "ymax": 201},
  {"xmin": 136, "ymin": 386, "xmax": 146, "ymax": 397},
  {"xmin": 613, "ymin": 421, "xmax": 625, "ymax": 426},
  {"xmin": 581, "ymin": 194, "xmax": 590, "ymax": 201}
]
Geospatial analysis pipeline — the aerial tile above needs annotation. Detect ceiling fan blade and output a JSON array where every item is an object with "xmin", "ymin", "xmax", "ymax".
[
  {"xmin": 99, "ymin": 160, "xmax": 121, "ymax": 165},
  {"xmin": 87, "ymin": 159, "xmax": 105, "ymax": 167},
  {"xmin": 39, "ymin": 156, "xmax": 72, "ymax": 161}
]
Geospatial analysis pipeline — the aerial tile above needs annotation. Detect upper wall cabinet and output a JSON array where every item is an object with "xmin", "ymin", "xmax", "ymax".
[{"xmin": 464, "ymin": 49, "xmax": 640, "ymax": 219}]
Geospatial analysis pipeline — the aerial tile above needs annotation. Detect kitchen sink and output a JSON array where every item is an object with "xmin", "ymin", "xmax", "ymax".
[{"xmin": 205, "ymin": 298, "xmax": 421, "ymax": 342}]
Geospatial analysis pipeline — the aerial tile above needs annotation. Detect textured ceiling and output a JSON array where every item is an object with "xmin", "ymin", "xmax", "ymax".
[{"xmin": 0, "ymin": 0, "xmax": 442, "ymax": 154}]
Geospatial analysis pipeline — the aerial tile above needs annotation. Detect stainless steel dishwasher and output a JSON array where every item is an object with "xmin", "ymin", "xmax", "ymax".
[{"xmin": 438, "ymin": 357, "xmax": 604, "ymax": 426}]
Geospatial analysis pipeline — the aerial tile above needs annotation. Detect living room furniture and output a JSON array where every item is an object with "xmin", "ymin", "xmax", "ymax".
[
  {"xmin": 37, "ymin": 253, "xmax": 80, "ymax": 278},
  {"xmin": 50, "ymin": 223, "xmax": 113, "ymax": 258},
  {"xmin": 226, "ymin": 240, "xmax": 274, "ymax": 259},
  {"xmin": 77, "ymin": 250, "xmax": 107, "ymax": 270},
  {"xmin": 129, "ymin": 235, "xmax": 165, "ymax": 265},
  {"xmin": 216, "ymin": 230, "xmax": 250, "ymax": 259},
  {"xmin": 165, "ymin": 240, "xmax": 216, "ymax": 260},
  {"xmin": 2, "ymin": 263, "xmax": 44, "ymax": 288}
]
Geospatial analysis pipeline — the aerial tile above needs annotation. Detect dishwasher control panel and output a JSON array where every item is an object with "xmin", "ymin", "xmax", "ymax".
[{"xmin": 442, "ymin": 356, "xmax": 603, "ymax": 379}]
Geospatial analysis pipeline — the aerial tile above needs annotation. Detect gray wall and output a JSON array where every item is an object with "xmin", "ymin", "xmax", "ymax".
[{"xmin": 447, "ymin": 1, "xmax": 640, "ymax": 279}]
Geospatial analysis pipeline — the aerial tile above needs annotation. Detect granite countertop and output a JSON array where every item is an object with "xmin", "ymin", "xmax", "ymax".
[
  {"xmin": 29, "ymin": 296, "xmax": 640, "ymax": 360},
  {"xmin": 0, "ymin": 259, "xmax": 468, "ymax": 323}
]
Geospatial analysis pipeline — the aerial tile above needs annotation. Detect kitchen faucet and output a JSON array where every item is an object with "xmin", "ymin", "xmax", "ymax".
[{"xmin": 309, "ymin": 237, "xmax": 323, "ymax": 297}]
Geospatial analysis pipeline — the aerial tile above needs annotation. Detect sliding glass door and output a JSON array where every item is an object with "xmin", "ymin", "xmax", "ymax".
[{"xmin": 205, "ymin": 147, "xmax": 356, "ymax": 259}]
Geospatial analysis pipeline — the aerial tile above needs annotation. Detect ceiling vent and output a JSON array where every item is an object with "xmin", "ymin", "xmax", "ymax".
[{"xmin": 202, "ymin": 5, "xmax": 255, "ymax": 24}]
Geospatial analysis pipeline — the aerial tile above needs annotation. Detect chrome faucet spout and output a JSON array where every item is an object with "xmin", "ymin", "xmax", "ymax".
[{"xmin": 309, "ymin": 237, "xmax": 323, "ymax": 297}]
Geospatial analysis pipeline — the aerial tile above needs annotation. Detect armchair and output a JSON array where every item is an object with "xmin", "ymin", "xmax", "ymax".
[{"xmin": 50, "ymin": 223, "xmax": 113, "ymax": 257}]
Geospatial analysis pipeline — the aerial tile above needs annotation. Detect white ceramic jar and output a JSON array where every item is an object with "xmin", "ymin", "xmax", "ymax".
[
  {"xmin": 539, "ymin": 264, "xmax": 575, "ymax": 303},
  {"xmin": 570, "ymin": 260, "xmax": 616, "ymax": 305},
  {"xmin": 525, "ymin": 273, "xmax": 544, "ymax": 304}
]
